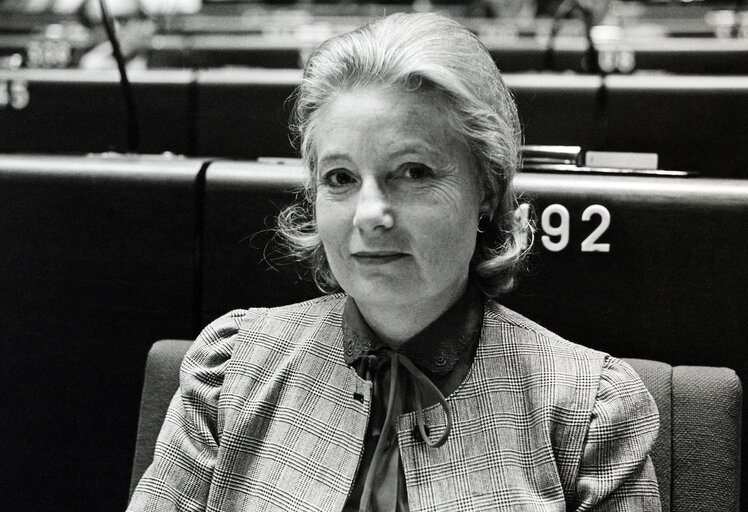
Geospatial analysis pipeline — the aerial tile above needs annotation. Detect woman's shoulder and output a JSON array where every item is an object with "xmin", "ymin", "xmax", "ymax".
[
  {"xmin": 202, "ymin": 293, "xmax": 345, "ymax": 333},
  {"xmin": 481, "ymin": 301, "xmax": 655, "ymax": 393},
  {"xmin": 181, "ymin": 294, "xmax": 347, "ymax": 387},
  {"xmin": 189, "ymin": 294, "xmax": 347, "ymax": 359},
  {"xmin": 230, "ymin": 293, "xmax": 347, "ymax": 335},
  {"xmin": 480, "ymin": 299, "xmax": 658, "ymax": 435},
  {"xmin": 483, "ymin": 299, "xmax": 608, "ymax": 364}
]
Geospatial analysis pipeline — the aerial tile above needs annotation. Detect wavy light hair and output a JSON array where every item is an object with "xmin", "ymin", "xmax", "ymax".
[{"xmin": 277, "ymin": 12, "xmax": 532, "ymax": 298}]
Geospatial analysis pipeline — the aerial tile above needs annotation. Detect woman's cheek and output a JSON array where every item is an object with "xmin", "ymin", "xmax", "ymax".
[{"xmin": 316, "ymin": 198, "xmax": 348, "ymax": 245}]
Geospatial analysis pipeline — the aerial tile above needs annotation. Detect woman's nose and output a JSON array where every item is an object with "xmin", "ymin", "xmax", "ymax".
[{"xmin": 352, "ymin": 179, "xmax": 394, "ymax": 232}]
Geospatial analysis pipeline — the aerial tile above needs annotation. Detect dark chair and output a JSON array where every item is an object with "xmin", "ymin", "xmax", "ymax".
[{"xmin": 130, "ymin": 339, "xmax": 742, "ymax": 511}]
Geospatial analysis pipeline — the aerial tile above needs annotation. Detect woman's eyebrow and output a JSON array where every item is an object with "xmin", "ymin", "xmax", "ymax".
[
  {"xmin": 386, "ymin": 142, "xmax": 444, "ymax": 160},
  {"xmin": 317, "ymin": 152, "xmax": 350, "ymax": 168}
]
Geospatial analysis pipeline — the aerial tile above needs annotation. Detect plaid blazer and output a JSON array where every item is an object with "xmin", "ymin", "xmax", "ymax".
[{"xmin": 129, "ymin": 294, "xmax": 660, "ymax": 511}]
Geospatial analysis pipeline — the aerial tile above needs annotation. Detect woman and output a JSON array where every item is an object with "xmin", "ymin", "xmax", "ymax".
[{"xmin": 129, "ymin": 13, "xmax": 660, "ymax": 512}]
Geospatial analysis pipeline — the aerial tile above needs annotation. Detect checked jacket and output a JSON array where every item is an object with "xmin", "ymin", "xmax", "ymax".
[{"xmin": 128, "ymin": 294, "xmax": 661, "ymax": 511}]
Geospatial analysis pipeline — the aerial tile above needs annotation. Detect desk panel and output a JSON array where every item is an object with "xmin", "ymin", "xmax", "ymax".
[
  {"xmin": 0, "ymin": 154, "xmax": 202, "ymax": 512},
  {"xmin": 1, "ymin": 69, "xmax": 743, "ymax": 178},
  {"xmin": 0, "ymin": 69, "xmax": 194, "ymax": 155},
  {"xmin": 193, "ymin": 70, "xmax": 748, "ymax": 178},
  {"xmin": 194, "ymin": 68, "xmax": 300, "ymax": 159}
]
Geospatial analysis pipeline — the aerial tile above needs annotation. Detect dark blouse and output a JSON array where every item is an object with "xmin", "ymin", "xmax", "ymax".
[{"xmin": 341, "ymin": 285, "xmax": 484, "ymax": 512}]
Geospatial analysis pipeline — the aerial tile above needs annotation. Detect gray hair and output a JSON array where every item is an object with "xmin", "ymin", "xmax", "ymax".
[{"xmin": 277, "ymin": 12, "xmax": 532, "ymax": 298}]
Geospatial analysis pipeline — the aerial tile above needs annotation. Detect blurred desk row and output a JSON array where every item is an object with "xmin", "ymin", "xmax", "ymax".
[
  {"xmin": 1, "ymin": 68, "xmax": 746, "ymax": 177},
  {"xmin": 142, "ymin": 32, "xmax": 748, "ymax": 74},
  {"xmin": 2, "ymin": 16, "xmax": 748, "ymax": 73},
  {"xmin": 2, "ymin": 2, "xmax": 748, "ymax": 71}
]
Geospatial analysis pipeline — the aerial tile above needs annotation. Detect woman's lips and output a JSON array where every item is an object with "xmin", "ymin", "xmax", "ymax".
[{"xmin": 351, "ymin": 252, "xmax": 408, "ymax": 264}]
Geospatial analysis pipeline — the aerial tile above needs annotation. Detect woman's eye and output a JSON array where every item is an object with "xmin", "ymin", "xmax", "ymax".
[
  {"xmin": 402, "ymin": 164, "xmax": 433, "ymax": 180},
  {"xmin": 321, "ymin": 169, "xmax": 354, "ymax": 187}
]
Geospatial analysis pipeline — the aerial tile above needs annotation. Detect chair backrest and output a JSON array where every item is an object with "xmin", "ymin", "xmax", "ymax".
[
  {"xmin": 625, "ymin": 359, "xmax": 742, "ymax": 512},
  {"xmin": 131, "ymin": 340, "xmax": 742, "ymax": 511},
  {"xmin": 130, "ymin": 339, "xmax": 193, "ymax": 499}
]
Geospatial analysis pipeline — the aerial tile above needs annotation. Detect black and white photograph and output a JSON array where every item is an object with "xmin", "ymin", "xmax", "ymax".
[{"xmin": 0, "ymin": 0, "xmax": 744, "ymax": 510}]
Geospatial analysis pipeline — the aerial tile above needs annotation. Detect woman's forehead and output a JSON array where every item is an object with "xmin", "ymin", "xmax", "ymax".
[
  {"xmin": 320, "ymin": 86, "xmax": 449, "ymax": 123},
  {"xmin": 312, "ymin": 87, "xmax": 462, "ymax": 160}
]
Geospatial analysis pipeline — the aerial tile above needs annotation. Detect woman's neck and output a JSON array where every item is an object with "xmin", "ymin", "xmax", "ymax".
[{"xmin": 352, "ymin": 280, "xmax": 469, "ymax": 349}]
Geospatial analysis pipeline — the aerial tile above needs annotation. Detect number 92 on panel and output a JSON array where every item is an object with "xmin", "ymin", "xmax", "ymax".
[{"xmin": 537, "ymin": 204, "xmax": 611, "ymax": 253}]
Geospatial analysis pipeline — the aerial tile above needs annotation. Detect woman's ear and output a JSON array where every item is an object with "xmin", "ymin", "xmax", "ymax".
[{"xmin": 479, "ymin": 191, "xmax": 499, "ymax": 220}]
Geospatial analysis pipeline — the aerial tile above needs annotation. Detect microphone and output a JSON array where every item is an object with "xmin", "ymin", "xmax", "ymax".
[{"xmin": 98, "ymin": 0, "xmax": 139, "ymax": 153}]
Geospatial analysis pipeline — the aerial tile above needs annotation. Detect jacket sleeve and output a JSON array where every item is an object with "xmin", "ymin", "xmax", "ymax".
[
  {"xmin": 572, "ymin": 356, "xmax": 662, "ymax": 512},
  {"xmin": 127, "ymin": 310, "xmax": 247, "ymax": 512}
]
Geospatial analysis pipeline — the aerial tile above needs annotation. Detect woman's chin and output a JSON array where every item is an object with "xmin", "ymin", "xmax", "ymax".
[{"xmin": 346, "ymin": 279, "xmax": 422, "ymax": 307}]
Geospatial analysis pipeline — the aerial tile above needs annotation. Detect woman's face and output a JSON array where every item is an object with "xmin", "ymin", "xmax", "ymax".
[{"xmin": 314, "ymin": 86, "xmax": 490, "ymax": 312}]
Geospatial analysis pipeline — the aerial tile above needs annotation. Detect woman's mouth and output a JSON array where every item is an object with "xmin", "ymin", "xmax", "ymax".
[{"xmin": 351, "ymin": 251, "xmax": 408, "ymax": 264}]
